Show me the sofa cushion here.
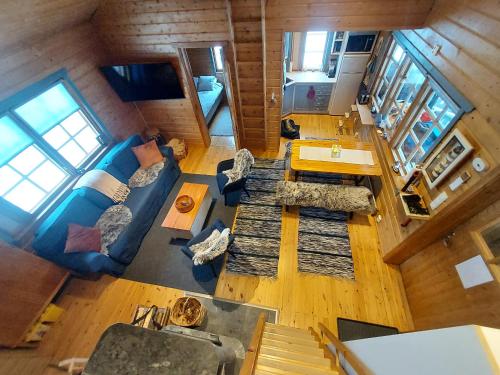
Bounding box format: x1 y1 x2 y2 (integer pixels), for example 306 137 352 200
132 140 163 169
96 135 143 179
33 190 105 257
64 223 102 254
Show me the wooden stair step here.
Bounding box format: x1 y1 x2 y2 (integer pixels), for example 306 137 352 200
264 323 313 338
255 365 306 375
260 346 330 367
257 357 337 375
261 338 324 356
263 331 319 346
260 344 326 359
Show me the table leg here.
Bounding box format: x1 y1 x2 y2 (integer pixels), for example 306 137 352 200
289 169 297 181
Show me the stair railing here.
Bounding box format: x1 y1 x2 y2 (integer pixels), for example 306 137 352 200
239 313 267 375
318 322 374 375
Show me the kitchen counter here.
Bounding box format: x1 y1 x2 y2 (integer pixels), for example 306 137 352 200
287 71 336 83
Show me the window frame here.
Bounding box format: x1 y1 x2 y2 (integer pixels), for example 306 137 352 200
0 69 111 218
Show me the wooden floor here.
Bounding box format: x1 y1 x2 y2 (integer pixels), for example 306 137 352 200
0 114 413 375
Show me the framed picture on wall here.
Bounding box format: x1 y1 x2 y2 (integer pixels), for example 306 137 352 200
423 128 474 189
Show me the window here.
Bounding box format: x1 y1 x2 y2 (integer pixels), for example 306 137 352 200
374 41 406 109
393 85 459 174
303 31 328 70
382 62 426 134
0 74 108 215
212 46 224 72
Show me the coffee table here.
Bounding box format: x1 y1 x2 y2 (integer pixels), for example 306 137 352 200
162 183 212 239
289 139 382 183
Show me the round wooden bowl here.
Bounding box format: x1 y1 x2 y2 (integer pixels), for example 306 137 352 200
175 195 194 213
170 297 206 327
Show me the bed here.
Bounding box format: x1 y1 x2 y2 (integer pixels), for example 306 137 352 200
196 77 224 125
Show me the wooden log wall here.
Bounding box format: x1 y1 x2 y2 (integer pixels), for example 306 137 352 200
186 48 215 77
382 0 500 264
94 0 233 146
0 23 146 140
263 0 435 150
229 0 266 149
394 0 500 331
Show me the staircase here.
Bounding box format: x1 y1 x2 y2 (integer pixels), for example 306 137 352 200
254 323 337 375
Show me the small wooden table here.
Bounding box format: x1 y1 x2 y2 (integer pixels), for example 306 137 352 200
290 139 382 183
162 183 212 239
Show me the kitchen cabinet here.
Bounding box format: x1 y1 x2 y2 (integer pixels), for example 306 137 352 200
293 82 333 113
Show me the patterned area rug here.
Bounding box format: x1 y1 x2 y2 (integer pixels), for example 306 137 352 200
298 207 354 279
225 158 284 277
294 166 354 279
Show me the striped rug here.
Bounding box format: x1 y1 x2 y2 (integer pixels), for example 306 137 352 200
225 158 284 277
295 168 354 279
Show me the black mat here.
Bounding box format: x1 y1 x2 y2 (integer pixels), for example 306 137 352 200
338 317 399 342
121 174 237 295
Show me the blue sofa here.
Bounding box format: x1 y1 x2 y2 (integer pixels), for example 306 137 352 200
32 135 181 276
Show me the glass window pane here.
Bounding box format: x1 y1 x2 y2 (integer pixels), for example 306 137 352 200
4 180 46 213
43 125 70 149
385 103 400 128
29 160 67 192
74 126 100 153
8 146 45 175
0 116 33 165
412 111 433 140
61 111 87 136
303 31 327 70
439 109 457 129
392 44 405 63
400 134 416 160
213 46 223 71
14 83 79 135
385 61 398 83
58 140 86 167
0 166 22 195
422 127 442 152
377 81 388 101
428 94 447 118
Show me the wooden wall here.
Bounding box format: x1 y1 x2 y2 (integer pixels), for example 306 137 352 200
0 23 146 140
381 0 500 264
392 0 500 330
263 0 435 150
401 199 500 330
229 0 266 149
94 0 232 146
0 0 100 52
186 48 215 77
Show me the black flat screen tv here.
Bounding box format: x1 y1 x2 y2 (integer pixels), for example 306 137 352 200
100 62 185 101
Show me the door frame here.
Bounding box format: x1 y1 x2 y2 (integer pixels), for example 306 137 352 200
176 42 242 149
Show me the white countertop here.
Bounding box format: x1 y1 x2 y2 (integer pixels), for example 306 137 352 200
287 71 336 84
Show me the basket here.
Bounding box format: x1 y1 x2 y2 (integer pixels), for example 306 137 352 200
170 297 206 327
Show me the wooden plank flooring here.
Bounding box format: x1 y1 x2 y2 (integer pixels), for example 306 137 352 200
1 114 413 375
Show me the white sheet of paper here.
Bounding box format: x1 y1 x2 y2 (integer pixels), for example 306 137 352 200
455 255 493 289
299 146 374 166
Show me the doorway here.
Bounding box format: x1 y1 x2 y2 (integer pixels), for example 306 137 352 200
180 45 238 149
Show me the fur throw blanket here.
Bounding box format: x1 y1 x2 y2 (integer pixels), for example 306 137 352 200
189 228 230 266
95 204 132 255
129 159 166 188
222 148 254 186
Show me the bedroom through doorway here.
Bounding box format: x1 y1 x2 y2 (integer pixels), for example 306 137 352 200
185 46 236 148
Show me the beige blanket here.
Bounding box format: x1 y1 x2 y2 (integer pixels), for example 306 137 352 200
74 170 130 203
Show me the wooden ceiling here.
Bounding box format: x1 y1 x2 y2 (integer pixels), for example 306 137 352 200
0 0 100 52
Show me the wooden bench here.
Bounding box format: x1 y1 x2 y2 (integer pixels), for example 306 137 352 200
276 181 376 215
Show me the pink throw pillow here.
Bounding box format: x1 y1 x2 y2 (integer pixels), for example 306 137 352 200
64 224 102 254
132 140 163 169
